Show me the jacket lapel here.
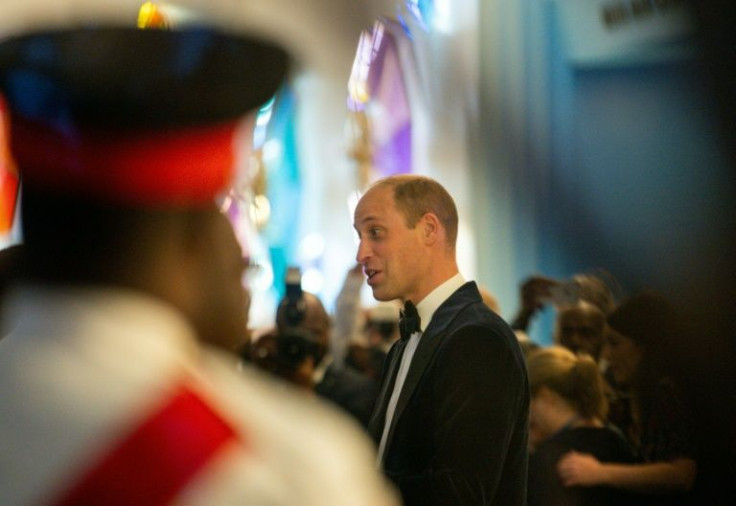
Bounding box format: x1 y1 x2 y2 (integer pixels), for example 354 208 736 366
367 339 407 442
384 282 480 447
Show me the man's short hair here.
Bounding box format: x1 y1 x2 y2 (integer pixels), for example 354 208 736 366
371 175 459 249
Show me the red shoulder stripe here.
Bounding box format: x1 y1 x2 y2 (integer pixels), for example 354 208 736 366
52 384 240 506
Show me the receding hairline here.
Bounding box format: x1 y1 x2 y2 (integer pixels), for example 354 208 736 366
364 175 459 248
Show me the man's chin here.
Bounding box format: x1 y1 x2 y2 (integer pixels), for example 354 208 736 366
370 287 393 303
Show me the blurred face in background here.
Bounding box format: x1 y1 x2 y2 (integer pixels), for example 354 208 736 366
556 303 606 361
602 329 643 386
528 386 566 449
299 294 330 362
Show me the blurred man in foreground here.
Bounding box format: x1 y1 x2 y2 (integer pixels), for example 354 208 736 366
0 18 396 506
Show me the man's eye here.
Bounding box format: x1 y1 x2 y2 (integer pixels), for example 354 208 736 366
369 228 382 237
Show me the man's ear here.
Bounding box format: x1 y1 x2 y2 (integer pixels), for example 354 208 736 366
421 212 442 245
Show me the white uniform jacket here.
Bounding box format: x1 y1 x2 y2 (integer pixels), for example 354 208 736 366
0 286 398 506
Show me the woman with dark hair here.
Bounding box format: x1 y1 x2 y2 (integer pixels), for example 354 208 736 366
557 291 697 505
526 346 638 506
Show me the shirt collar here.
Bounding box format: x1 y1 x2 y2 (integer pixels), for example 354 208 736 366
415 272 465 333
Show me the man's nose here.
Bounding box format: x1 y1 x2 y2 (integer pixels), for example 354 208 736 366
356 240 370 264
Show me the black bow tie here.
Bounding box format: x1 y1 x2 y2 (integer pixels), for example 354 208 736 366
399 301 421 341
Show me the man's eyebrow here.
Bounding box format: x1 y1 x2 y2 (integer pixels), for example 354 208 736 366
355 215 380 227
354 219 371 237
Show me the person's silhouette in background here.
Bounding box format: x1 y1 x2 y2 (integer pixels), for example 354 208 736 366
274 289 379 428
557 291 697 505
526 346 639 506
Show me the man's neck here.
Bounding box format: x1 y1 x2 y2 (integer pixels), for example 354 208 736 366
409 263 460 306
414 273 465 332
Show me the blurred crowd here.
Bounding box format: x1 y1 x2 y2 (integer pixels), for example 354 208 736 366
240 267 721 506
2 234 732 505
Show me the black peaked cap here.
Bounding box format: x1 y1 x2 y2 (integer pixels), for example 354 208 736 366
0 26 290 129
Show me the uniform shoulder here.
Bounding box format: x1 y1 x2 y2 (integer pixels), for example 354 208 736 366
196 349 400 506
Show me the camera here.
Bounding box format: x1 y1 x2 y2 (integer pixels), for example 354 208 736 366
282 266 307 326
265 266 324 370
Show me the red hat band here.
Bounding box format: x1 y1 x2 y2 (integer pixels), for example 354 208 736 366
10 115 242 206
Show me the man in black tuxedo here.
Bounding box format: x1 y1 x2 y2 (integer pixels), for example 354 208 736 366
354 174 530 505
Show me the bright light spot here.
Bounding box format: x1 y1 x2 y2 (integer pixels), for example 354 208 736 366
218 194 234 215
249 195 271 228
372 21 385 53
298 233 325 262
367 101 387 122
433 0 454 34
348 30 374 108
251 261 274 292
262 139 282 162
253 98 275 149
301 268 325 294
256 98 275 126
137 2 168 29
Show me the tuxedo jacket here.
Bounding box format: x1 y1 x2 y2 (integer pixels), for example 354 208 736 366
368 282 530 506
